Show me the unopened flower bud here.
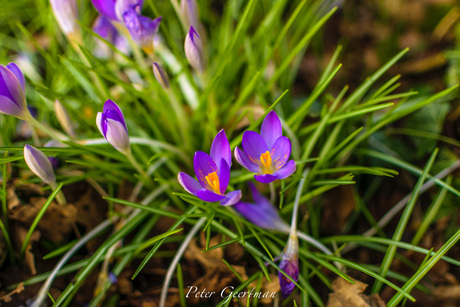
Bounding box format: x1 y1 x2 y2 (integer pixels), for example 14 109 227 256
0 63 29 119
24 145 57 187
184 26 205 72
96 99 130 153
152 63 169 89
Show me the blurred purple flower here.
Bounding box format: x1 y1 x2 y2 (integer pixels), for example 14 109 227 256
96 99 130 153
0 63 29 119
181 0 199 30
279 235 299 298
234 111 296 183
123 6 161 52
233 182 289 231
93 15 129 58
184 26 204 72
178 130 241 206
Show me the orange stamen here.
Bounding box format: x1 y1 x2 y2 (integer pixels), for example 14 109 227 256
260 151 273 173
205 171 221 194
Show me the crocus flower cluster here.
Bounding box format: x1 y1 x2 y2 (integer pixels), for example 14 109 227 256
91 0 161 53
175 111 298 297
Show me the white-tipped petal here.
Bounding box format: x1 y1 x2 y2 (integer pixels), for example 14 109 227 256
24 145 56 185
105 118 130 152
50 0 81 43
96 112 103 136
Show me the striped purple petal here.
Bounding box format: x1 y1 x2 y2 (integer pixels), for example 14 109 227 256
261 111 282 150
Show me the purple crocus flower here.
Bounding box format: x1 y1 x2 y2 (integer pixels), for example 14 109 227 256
233 182 289 231
234 111 296 183
0 63 29 120
184 26 204 72
279 235 299 298
96 99 130 153
123 7 161 52
178 130 242 206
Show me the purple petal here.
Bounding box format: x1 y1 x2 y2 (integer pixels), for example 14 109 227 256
210 129 231 167
220 190 242 206
0 96 23 118
271 136 291 170
92 0 118 21
7 63 25 92
103 99 127 130
254 173 278 183
233 200 288 230
241 131 268 165
273 160 296 180
261 111 282 149
0 65 25 111
218 159 230 194
177 172 202 196
234 147 259 173
193 151 219 189
123 8 161 47
248 182 267 205
93 15 117 39
181 0 199 29
196 189 224 202
115 0 143 21
279 257 299 298
105 118 130 152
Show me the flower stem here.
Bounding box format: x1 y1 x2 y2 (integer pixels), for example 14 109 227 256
27 115 69 142
124 149 151 186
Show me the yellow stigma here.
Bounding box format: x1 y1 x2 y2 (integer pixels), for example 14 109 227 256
205 171 221 194
260 151 273 173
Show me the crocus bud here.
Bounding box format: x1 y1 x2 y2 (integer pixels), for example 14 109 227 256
123 7 162 53
279 235 299 298
50 0 82 44
54 100 75 138
233 182 290 231
24 145 57 187
0 63 29 120
184 26 204 72
152 63 169 89
181 0 199 30
96 99 130 153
